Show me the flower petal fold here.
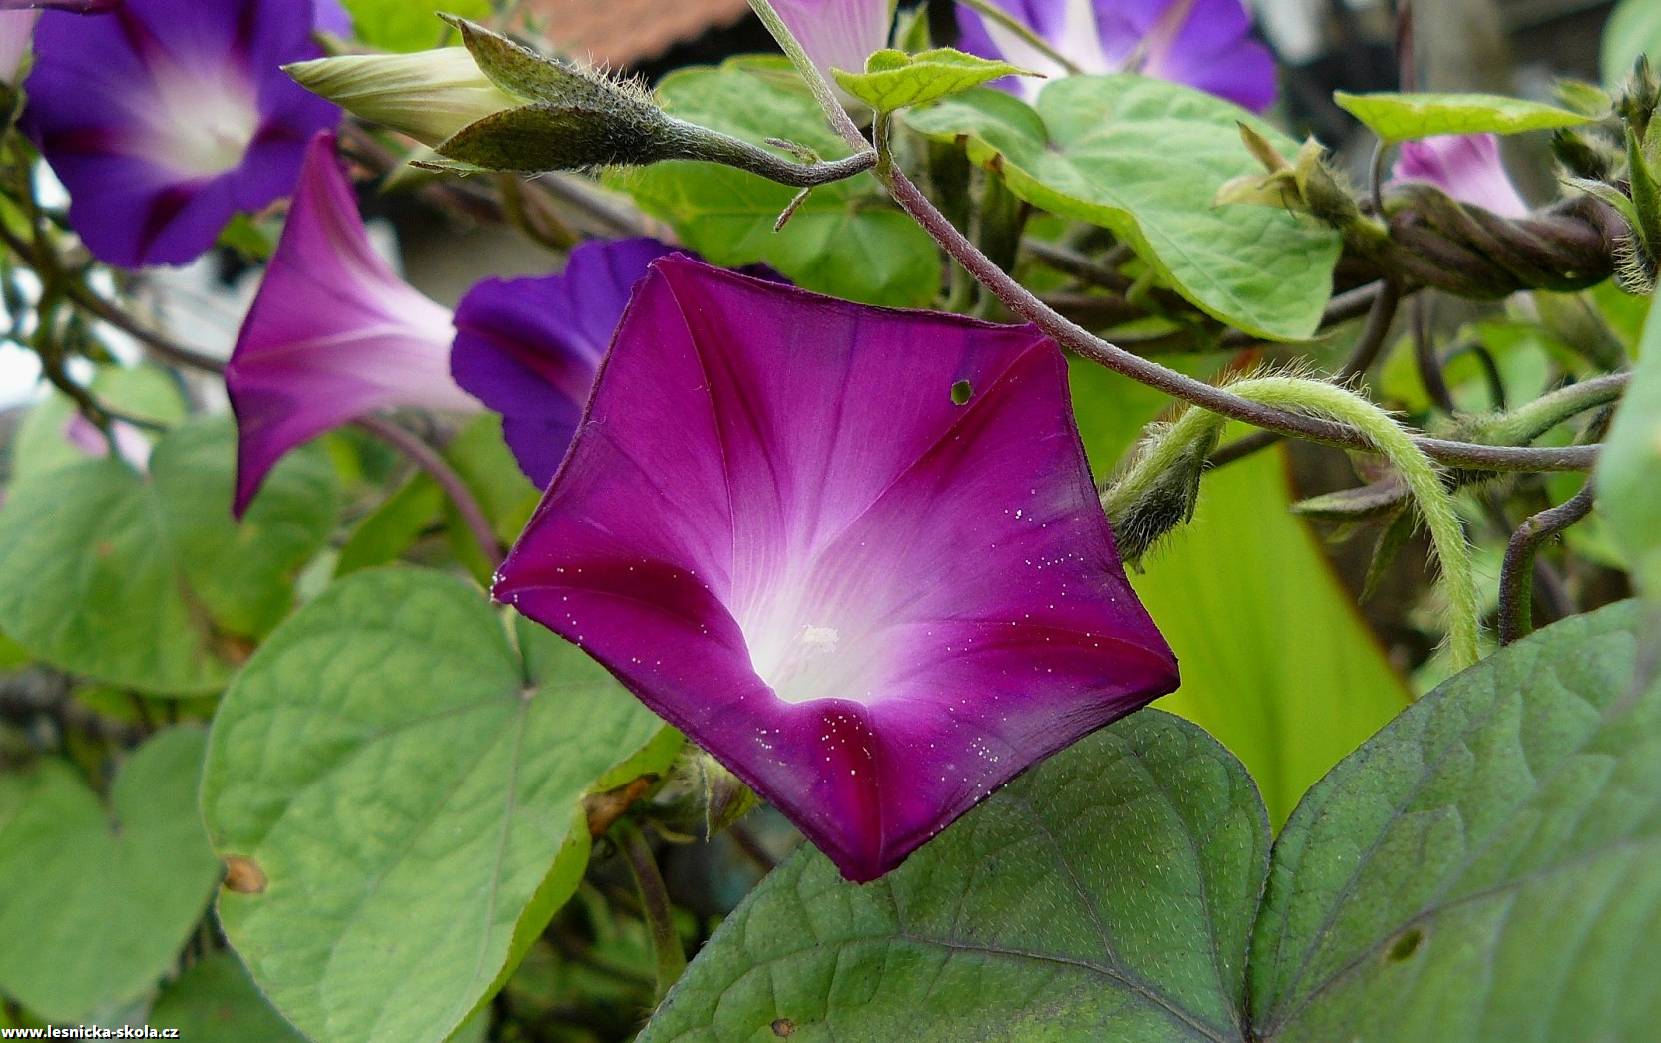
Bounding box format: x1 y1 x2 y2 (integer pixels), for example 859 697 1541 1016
22 0 339 266
495 257 1178 881
227 132 476 516
451 238 679 489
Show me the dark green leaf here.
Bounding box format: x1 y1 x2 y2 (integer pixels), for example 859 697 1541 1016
641 711 1269 1042
1251 601 1661 1041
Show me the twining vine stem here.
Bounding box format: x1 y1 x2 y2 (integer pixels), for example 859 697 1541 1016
1498 485 1597 646
352 416 505 571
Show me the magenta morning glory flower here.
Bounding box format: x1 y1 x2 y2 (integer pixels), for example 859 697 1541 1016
955 0 1277 113
451 238 679 490
1392 133 1529 219
494 257 1179 882
228 132 479 516
771 0 894 82
21 0 342 267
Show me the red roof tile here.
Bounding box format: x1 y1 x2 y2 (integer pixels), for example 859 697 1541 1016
528 0 753 66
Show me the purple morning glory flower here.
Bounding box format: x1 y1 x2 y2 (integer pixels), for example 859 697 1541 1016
21 0 341 267
228 132 479 516
771 0 893 81
955 0 1277 113
0 1 120 10
452 238 680 490
1392 133 1529 219
494 257 1179 882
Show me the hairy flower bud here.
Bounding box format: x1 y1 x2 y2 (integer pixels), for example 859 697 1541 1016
290 16 876 186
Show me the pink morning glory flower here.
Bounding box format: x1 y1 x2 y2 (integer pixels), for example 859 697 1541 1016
227 132 479 516
1392 133 1530 219
451 238 680 490
21 0 342 267
494 257 1179 882
771 0 894 82
955 0 1277 112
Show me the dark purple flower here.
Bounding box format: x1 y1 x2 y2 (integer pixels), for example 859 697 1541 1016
494 257 1179 882
955 0 1277 113
228 132 478 516
1392 133 1529 219
451 239 680 490
22 0 341 267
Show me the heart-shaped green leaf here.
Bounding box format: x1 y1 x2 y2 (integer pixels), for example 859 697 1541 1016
0 729 220 1022
614 58 941 308
906 77 1342 340
0 417 337 695
641 710 1270 1041
11 365 185 483
1333 91 1592 141
1251 600 1661 1041
201 567 673 1043
833 48 1034 113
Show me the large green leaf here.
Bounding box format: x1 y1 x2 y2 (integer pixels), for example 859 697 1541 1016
1596 288 1661 595
1603 0 1661 86
339 0 489 51
201 568 670 1043
0 729 220 1021
1131 450 1412 827
1250 601 1661 1041
148 954 305 1043
641 711 1270 1042
0 418 337 694
906 77 1342 340
1333 91 1590 141
614 59 940 307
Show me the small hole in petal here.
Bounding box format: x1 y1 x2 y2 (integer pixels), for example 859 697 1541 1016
950 380 974 406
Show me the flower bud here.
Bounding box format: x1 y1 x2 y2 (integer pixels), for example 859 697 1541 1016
285 47 521 148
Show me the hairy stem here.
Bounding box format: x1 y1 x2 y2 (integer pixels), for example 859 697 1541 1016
1110 376 1483 669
